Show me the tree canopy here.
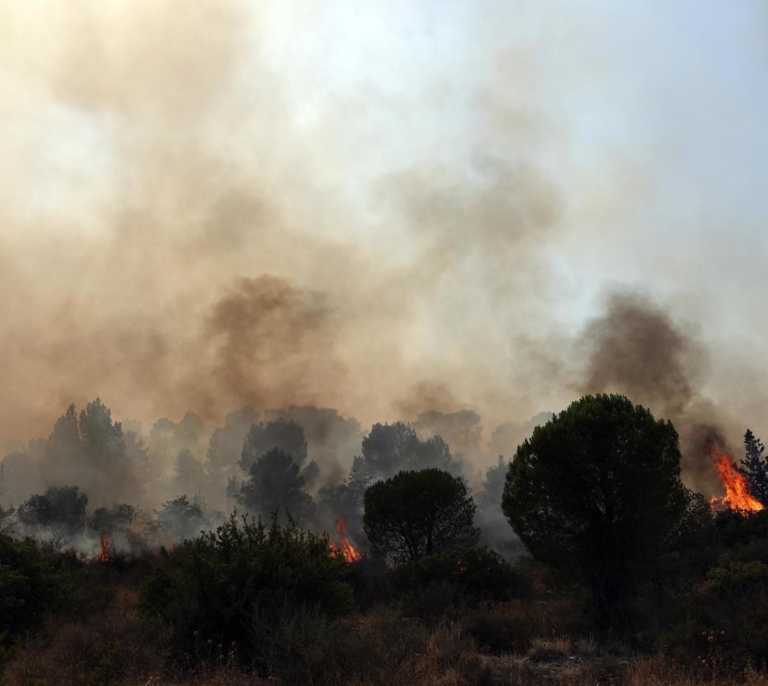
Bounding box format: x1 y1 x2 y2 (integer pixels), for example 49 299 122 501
40 399 138 506
502 394 689 628
741 429 768 506
17 486 88 539
238 447 316 524
358 422 462 480
239 419 308 472
363 468 479 564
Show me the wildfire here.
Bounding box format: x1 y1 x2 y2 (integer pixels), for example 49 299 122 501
707 447 765 512
98 531 110 562
326 515 362 563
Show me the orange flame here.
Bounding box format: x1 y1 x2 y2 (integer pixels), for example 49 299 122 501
335 515 362 563
707 447 765 512
326 516 361 563
98 531 110 562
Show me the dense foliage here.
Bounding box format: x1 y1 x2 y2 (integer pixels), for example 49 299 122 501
237 447 317 524
741 429 768 506
391 544 532 609
0 533 74 668
364 468 479 563
502 394 689 628
17 485 88 539
359 422 462 479
140 513 354 668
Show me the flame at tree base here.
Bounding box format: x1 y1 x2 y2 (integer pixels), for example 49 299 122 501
98 532 110 562
707 447 765 512
327 515 362 563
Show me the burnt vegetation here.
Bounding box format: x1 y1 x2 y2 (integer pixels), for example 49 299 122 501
1 396 768 685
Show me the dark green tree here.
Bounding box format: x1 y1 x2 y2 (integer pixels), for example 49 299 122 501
359 422 461 479
363 468 479 564
239 419 308 472
740 430 768 506
17 486 88 539
0 533 74 665
238 448 316 524
502 394 688 629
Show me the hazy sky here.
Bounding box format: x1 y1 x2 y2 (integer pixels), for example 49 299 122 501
0 0 766 450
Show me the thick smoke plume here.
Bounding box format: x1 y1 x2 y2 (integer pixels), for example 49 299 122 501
576 291 742 494
0 1 762 529
0 0 569 452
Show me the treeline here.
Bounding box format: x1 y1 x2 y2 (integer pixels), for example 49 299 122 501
2 394 768 684
0 398 528 558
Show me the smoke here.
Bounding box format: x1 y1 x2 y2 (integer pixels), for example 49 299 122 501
0 0 572 451
0 0 764 521
575 290 742 494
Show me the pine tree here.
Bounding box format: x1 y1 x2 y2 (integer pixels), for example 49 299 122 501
740 429 768 506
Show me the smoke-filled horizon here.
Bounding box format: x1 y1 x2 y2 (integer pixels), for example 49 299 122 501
1 1 766 481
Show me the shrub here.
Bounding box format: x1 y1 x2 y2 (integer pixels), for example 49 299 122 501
140 512 355 670
391 545 531 618
0 533 74 670
706 558 768 595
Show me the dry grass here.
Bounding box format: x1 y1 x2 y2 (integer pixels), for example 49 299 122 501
5 569 768 686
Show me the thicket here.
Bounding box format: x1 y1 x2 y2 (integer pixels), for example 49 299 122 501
3 394 768 684
0 534 76 670
139 513 355 670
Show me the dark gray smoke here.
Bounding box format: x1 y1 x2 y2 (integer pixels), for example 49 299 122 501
575 291 743 494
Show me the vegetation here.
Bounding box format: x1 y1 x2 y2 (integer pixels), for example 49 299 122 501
363 468 479 563
3 393 768 685
359 422 462 479
239 419 308 472
741 429 768 506
0 534 74 669
17 485 89 538
237 448 316 524
157 494 210 543
503 394 689 629
140 513 354 670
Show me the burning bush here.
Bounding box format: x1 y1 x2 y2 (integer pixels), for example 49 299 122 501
139 512 354 670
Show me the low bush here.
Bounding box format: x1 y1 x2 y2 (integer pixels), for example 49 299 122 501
140 513 355 670
391 545 532 618
0 533 76 672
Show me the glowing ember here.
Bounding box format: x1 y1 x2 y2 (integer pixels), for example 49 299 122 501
707 447 765 512
98 531 110 562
